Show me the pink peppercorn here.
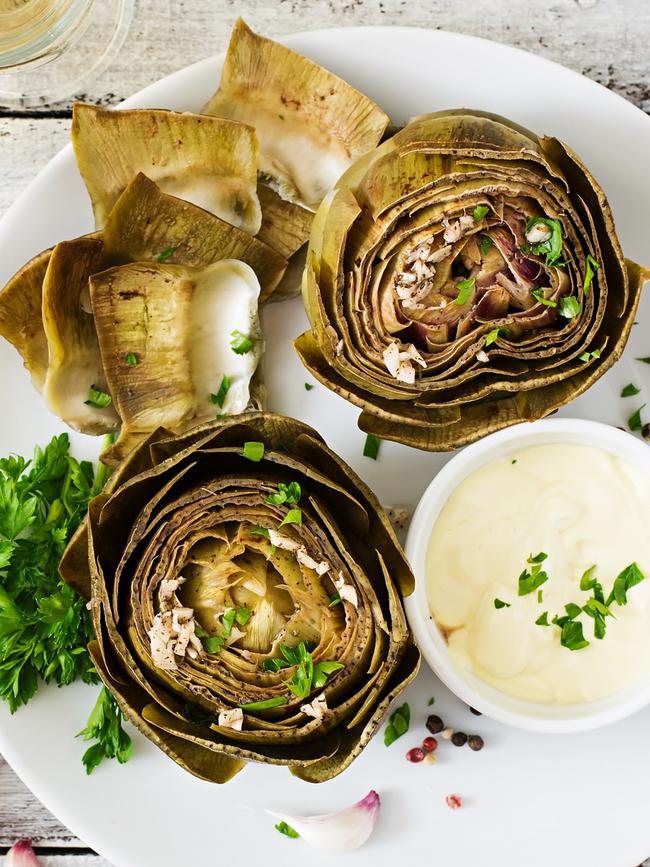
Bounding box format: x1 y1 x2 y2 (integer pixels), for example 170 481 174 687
446 794 462 810
422 736 438 753
406 747 425 763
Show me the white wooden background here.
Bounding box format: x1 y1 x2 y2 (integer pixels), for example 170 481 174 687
1 0 650 864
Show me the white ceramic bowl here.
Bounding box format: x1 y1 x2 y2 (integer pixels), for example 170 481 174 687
404 418 650 733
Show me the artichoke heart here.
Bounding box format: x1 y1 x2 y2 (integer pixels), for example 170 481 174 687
41 237 120 435
203 18 390 211
297 109 650 451
72 103 262 233
89 259 262 443
62 414 419 783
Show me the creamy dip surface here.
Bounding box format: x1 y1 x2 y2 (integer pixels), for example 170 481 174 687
426 443 650 704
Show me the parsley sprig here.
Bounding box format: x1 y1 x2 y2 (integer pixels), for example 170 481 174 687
78 687 133 774
262 642 343 699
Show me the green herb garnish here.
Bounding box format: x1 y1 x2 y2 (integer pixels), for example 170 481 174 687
155 246 176 262
628 405 646 432
230 330 254 354
637 357 650 365
480 235 493 255
428 697 435 706
363 434 381 460
278 507 302 528
621 383 641 398
454 277 475 306
124 352 138 366
535 611 549 626
329 593 342 607
531 288 557 308
304 383 314 391
77 687 133 775
84 384 112 409
266 481 301 506
210 374 230 409
242 441 265 462
240 696 288 711
249 526 270 539
606 562 645 606
494 598 511 609
485 327 501 347
473 205 490 222
384 702 410 747
583 254 599 293
559 296 581 320
524 218 563 266
518 552 549 596
275 821 299 839
201 635 224 654
579 349 601 362
560 620 589 651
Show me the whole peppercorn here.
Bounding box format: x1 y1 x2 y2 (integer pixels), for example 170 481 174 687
469 706 482 716
451 731 468 747
468 735 485 751
426 714 444 734
441 726 454 740
422 736 438 753
406 747 425 763
642 422 650 441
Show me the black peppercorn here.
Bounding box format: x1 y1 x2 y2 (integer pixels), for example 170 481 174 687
426 714 444 734
469 706 482 716
468 735 484 751
451 731 468 747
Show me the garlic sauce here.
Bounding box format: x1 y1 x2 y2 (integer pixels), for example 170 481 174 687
426 443 650 703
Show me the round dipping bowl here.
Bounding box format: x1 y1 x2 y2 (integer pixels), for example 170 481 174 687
404 418 650 733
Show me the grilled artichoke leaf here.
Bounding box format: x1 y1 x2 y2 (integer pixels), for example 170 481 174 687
0 246 52 389
103 173 287 301
203 18 389 211
297 109 649 451
72 103 261 233
41 237 120 435
64 414 418 783
89 260 262 443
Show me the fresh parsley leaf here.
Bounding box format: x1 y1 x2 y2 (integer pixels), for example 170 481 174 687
242 441 265 462
621 383 641 397
249 526 270 539
230 330 254 354
329 593 342 607
628 405 646 432
78 687 133 775
531 288 557 308
494 598 511 609
559 620 589 651
583 254 599 293
266 482 301 506
278 508 302 528
535 611 549 626
559 296 581 320
528 552 548 565
210 374 230 409
124 352 138 366
485 327 500 347
518 552 549 596
454 277 475 306
637 357 650 365
275 821 299 839
579 565 598 591
155 246 176 262
312 660 344 690
202 635 224 654
480 235 493 255
606 562 645 607
304 383 314 391
384 702 410 746
579 349 601 362
84 384 112 409
428 697 435 706
240 696 288 710
363 434 381 460
525 218 564 266
537 589 543 603
564 602 583 620
473 205 490 221
235 607 251 626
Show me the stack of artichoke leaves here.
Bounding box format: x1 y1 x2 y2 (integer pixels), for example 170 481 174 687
297 110 649 450
62 415 419 783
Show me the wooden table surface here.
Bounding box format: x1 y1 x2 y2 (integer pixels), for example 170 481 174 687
1 0 649 864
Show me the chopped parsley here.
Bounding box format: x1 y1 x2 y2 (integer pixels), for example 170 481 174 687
494 598 511 609
524 217 564 266
605 562 645 607
278 507 302 528
275 821 299 839
518 552 549 596
480 235 493 255
155 246 176 262
263 642 343 700
454 277 475 306
84 384 112 409
266 481 301 506
583 254 599 293
628 405 646 432
78 687 133 775
230 330 254 354
384 701 410 747
363 434 381 460
210 374 230 409
473 205 490 222
559 296 581 320
242 441 265 462
304 383 314 391
485 327 501 347
637 357 650 365
329 593 342 607
621 383 641 397
559 619 589 651
240 696 288 711
124 352 138 366
535 611 549 626
578 349 601 362
531 288 557 308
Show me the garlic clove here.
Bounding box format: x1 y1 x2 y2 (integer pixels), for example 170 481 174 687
6 840 41 866
268 790 380 852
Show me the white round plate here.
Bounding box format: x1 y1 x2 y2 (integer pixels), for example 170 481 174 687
1 26 649 867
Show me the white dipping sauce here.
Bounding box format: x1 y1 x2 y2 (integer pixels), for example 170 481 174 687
426 443 650 703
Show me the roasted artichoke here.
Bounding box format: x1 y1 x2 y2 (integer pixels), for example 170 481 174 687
61 414 419 783
296 110 650 450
